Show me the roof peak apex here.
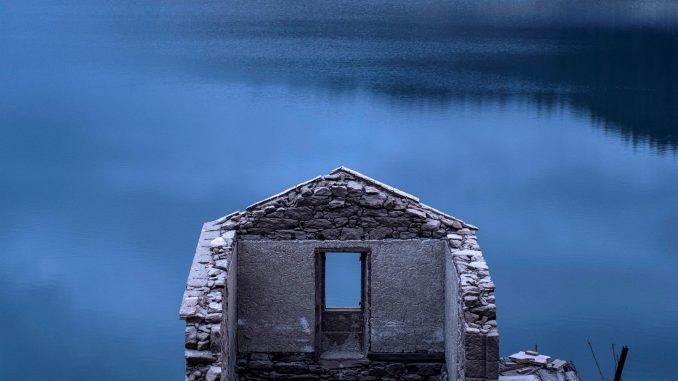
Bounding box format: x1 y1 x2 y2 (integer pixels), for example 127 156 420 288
329 166 419 202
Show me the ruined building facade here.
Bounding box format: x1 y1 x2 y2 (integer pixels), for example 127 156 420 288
179 167 498 381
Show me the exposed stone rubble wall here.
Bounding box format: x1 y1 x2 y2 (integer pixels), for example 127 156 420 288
214 167 477 241
447 232 499 381
179 222 238 381
179 167 499 381
236 353 446 381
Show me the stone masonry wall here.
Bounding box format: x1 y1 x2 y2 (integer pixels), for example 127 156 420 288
179 167 499 381
179 223 237 381
447 232 499 381
213 167 477 241
444 244 463 381
236 239 447 355
223 236 238 381
236 353 446 381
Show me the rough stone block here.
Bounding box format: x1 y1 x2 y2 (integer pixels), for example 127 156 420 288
413 363 441 376
206 366 221 381
464 359 486 378
404 208 426 219
250 353 272 361
368 367 388 377
303 219 333 230
284 207 315 220
210 324 222 352
185 349 215 365
422 219 441 231
340 227 363 240
328 200 345 209
368 227 393 239
286 374 318 380
214 260 229 270
314 186 332 196
296 195 329 207
320 228 341 239
486 332 499 361
180 297 201 319
188 277 208 288
385 363 404 376
197 340 210 351
330 185 348 198
248 360 273 370
486 360 499 379
208 302 222 313
275 362 308 374
465 333 486 360
346 181 363 194
185 325 197 349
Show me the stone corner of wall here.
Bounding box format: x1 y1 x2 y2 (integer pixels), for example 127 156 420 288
180 224 238 381
446 233 499 381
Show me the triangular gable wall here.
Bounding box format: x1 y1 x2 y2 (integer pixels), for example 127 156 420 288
214 167 476 240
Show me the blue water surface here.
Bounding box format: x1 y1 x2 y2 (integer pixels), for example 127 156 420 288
1 1 677 380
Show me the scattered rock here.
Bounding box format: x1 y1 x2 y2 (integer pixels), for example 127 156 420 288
405 208 427 219
341 227 364 240
205 366 221 381
421 219 441 231
369 227 393 239
359 194 386 208
214 260 228 270
346 181 363 194
313 187 332 196
209 237 226 248
185 350 215 365
330 185 348 198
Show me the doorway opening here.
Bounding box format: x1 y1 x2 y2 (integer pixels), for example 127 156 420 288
316 250 368 359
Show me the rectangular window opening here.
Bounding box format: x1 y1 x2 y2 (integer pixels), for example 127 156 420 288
324 252 362 309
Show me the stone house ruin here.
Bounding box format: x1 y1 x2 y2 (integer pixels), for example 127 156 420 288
179 167 498 381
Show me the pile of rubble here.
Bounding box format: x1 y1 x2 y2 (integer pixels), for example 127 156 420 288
499 351 581 381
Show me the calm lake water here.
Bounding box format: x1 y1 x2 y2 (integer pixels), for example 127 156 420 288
1 1 677 380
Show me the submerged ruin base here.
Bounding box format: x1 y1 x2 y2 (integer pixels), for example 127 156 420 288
236 353 446 381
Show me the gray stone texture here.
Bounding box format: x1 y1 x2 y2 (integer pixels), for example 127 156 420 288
215 167 476 242
179 167 499 381
447 232 499 381
179 224 237 381
236 352 446 381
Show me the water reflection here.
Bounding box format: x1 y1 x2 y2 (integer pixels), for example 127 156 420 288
1 1 678 381
170 20 678 151
4 1 677 151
